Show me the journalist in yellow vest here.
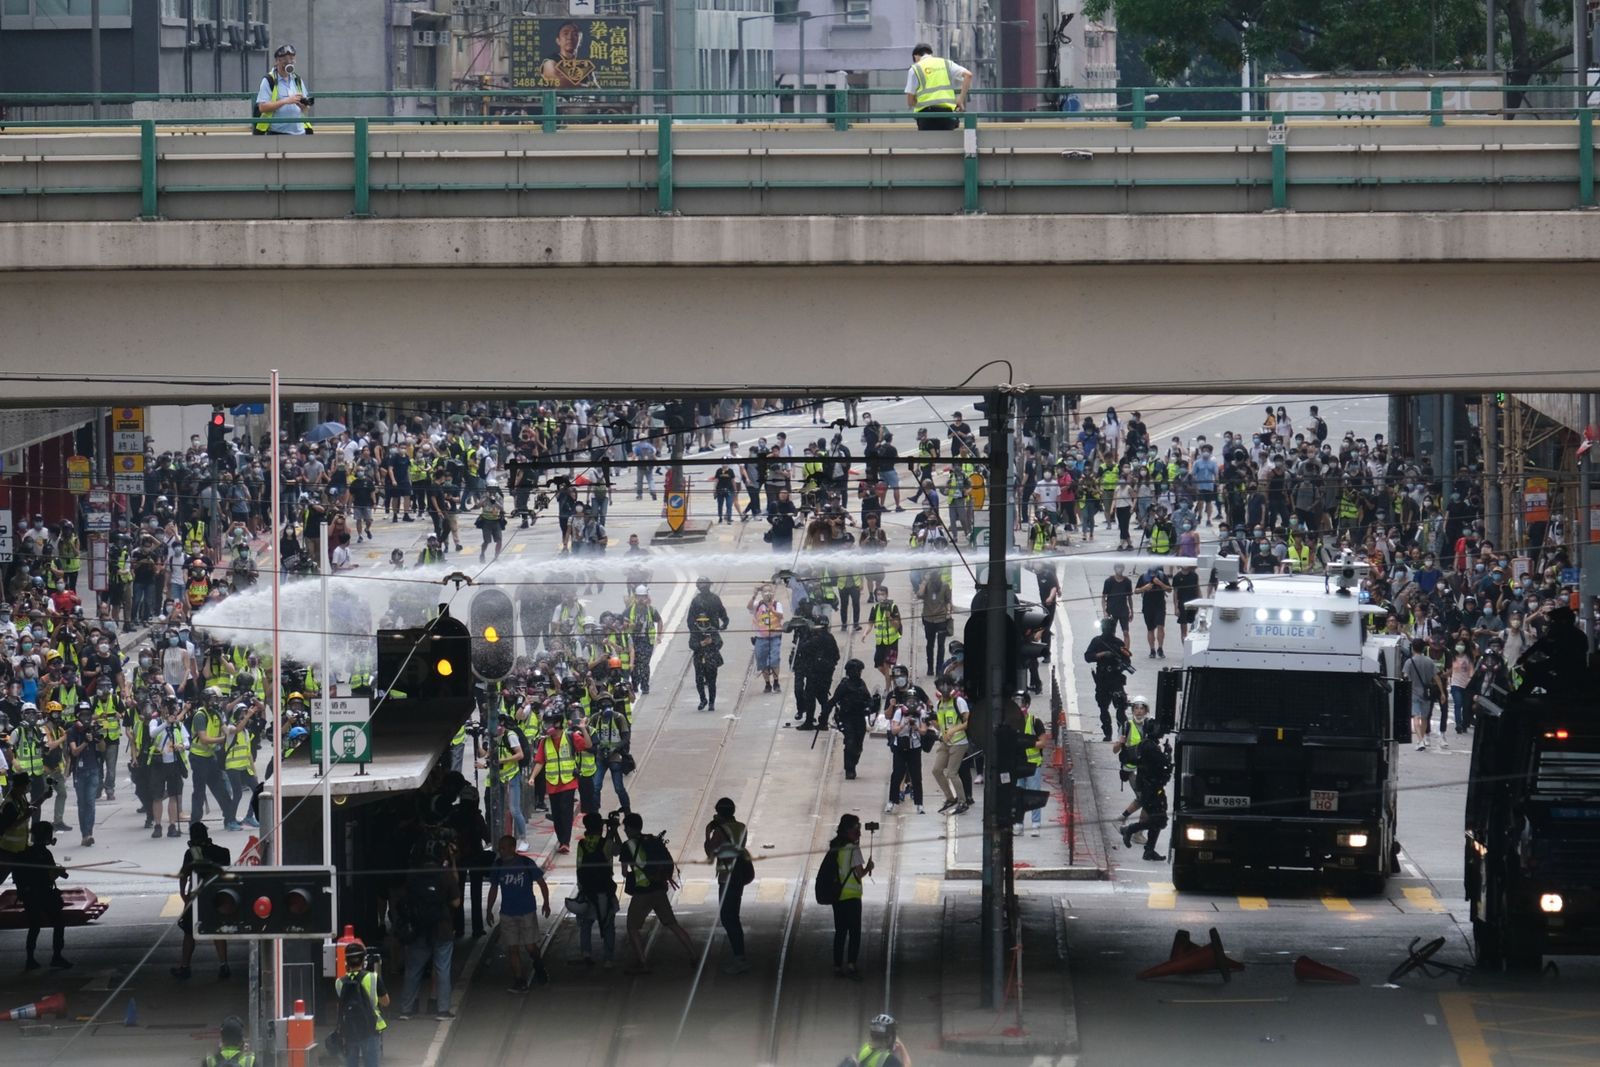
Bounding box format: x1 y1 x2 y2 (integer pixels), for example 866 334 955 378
255 45 313 135
905 43 972 131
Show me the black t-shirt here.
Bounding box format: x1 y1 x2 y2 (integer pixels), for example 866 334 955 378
350 476 375 508
1172 569 1201 611
714 466 736 494
180 840 233 884
1139 574 1170 614
1101 575 1133 618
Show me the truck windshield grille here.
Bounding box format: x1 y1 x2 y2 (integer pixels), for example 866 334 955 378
1182 669 1385 736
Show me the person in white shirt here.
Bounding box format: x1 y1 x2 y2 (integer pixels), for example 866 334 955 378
904 43 972 131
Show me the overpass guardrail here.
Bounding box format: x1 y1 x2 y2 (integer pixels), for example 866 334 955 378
0 85 1595 220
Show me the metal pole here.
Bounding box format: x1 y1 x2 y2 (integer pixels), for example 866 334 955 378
1442 393 1457 479
1486 0 1496 72
737 18 745 117
269 369 284 1018
1577 0 1592 104
798 17 806 116
319 500 333 913
980 388 1010 1010
91 0 102 119
1581 392 1593 557
1485 393 1502 549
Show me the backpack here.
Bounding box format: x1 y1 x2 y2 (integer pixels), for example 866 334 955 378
638 833 675 892
402 869 449 934
250 73 274 127
336 974 377 1042
814 846 842 905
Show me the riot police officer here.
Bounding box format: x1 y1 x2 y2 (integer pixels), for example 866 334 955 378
791 609 840 730
1118 721 1171 862
829 659 874 779
1082 617 1132 742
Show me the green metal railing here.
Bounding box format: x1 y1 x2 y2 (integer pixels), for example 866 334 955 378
0 84 1595 219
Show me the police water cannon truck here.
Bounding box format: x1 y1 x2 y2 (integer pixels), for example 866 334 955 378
1157 556 1409 893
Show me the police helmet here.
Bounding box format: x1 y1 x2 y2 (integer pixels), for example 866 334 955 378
697 577 713 591
844 658 865 675
868 1013 898 1048
890 664 910 686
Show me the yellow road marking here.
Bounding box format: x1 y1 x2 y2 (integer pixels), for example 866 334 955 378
1147 881 1176 910
1403 887 1445 913
1237 896 1269 911
159 893 185 918
1321 895 1355 912
914 877 940 906
756 878 787 903
678 881 710 906
1438 993 1493 1067
511 544 527 554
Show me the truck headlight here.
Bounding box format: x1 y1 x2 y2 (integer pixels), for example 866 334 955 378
1540 893 1564 914
1336 832 1369 848
1185 826 1216 843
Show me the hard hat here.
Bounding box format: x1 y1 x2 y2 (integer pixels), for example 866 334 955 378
1130 694 1150 709
868 1013 898 1047
287 691 306 702
634 585 649 596
45 701 64 713
287 725 309 742
204 686 224 699
44 649 62 661
607 655 621 669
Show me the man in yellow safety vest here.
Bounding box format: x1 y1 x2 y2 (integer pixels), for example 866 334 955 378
904 43 972 131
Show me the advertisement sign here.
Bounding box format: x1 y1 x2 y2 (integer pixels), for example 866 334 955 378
84 490 112 533
112 406 145 432
1524 476 1550 523
1265 73 1505 120
0 507 11 564
509 17 632 90
66 456 90 494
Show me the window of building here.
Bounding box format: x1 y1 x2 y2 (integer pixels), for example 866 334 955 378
844 0 869 24
32 0 133 13
774 0 798 22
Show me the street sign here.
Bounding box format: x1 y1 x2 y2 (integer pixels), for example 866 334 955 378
1561 566 1582 587
66 456 90 494
112 406 144 432
0 507 12 564
310 720 373 764
293 401 320 414
113 430 143 453
84 491 112 532
1267 123 1287 146
309 697 373 764
114 474 143 494
89 534 108 593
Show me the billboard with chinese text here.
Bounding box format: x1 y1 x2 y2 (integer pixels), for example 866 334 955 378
509 17 633 91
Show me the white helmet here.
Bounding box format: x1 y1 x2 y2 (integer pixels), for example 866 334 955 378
1129 694 1150 710
868 1013 897 1048
634 585 649 596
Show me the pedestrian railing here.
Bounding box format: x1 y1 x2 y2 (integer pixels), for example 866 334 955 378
0 84 1594 220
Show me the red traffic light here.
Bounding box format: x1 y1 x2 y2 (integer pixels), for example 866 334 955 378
253 895 274 919
210 412 226 427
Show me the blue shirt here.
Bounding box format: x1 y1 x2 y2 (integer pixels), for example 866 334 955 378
1191 456 1218 491
256 73 308 134
490 854 544 917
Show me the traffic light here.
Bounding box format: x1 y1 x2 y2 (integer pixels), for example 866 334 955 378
193 865 334 939
207 409 230 454
470 587 516 681
993 722 1050 825
376 609 472 708
974 393 1010 442
1014 602 1051 671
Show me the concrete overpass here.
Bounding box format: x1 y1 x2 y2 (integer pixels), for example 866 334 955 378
2 116 1599 401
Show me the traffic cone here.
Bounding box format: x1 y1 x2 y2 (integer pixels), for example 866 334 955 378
1136 929 1210 980
1294 955 1360 985
0 992 68 1020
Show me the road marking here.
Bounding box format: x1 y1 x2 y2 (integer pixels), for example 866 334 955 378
1402 886 1445 913
1438 993 1493 1067
1321 895 1355 912
679 881 711 906
159 893 185 918
914 877 941 906
1237 896 1269 911
756 878 787 903
1147 881 1176 910
1423 1013 1437 1026
511 543 526 554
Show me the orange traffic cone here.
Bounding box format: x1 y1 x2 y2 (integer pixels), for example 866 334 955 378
0 992 67 1020
1136 927 1244 982
1294 955 1360 985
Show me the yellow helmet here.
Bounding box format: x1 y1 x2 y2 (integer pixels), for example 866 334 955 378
44 649 62 662
287 691 306 703
45 700 64 713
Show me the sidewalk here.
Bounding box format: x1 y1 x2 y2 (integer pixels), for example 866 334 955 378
939 895 1079 1056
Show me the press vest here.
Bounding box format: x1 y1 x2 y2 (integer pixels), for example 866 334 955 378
1149 526 1172 555
857 1044 892 1067
541 732 577 786
93 696 122 742
871 603 900 646
185 522 207 552
204 1048 256 1067
220 725 252 774
1023 717 1043 766
935 697 967 746
334 970 385 1033
1031 523 1053 551
494 734 521 785
837 846 863 901
13 728 43 776
1288 541 1312 572
1121 717 1145 772
254 72 313 134
190 708 221 758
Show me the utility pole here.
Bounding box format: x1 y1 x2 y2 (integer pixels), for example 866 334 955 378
1485 393 1502 548
980 387 1010 1010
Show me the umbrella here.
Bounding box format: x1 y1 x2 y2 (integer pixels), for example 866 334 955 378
302 421 347 444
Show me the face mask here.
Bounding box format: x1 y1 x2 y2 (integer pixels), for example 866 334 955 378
168 637 180 648
20 643 32 653
138 655 152 668
1455 644 1466 653
97 644 110 655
